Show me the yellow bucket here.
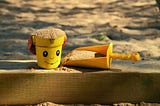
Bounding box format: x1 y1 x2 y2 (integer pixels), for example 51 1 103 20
32 35 66 69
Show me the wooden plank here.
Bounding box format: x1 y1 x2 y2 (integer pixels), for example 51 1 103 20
0 60 160 105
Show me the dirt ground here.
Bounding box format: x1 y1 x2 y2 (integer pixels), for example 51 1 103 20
32 102 160 106
0 0 160 60
0 0 160 105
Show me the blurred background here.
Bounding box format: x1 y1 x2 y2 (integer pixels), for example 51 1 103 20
0 0 160 61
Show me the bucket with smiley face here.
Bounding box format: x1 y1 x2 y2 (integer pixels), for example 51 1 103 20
33 35 66 69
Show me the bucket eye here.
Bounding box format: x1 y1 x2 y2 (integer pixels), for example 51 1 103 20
56 50 60 56
43 51 48 57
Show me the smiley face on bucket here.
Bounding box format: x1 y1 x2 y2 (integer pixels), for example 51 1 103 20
36 46 62 69
43 50 60 65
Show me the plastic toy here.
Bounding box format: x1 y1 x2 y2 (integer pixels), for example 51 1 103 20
62 43 140 69
28 28 67 69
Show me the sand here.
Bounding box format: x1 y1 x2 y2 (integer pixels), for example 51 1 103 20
33 102 160 106
0 0 160 61
31 28 66 39
0 0 160 105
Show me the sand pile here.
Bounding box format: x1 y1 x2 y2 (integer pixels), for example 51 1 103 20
31 28 66 39
62 50 105 66
63 50 104 60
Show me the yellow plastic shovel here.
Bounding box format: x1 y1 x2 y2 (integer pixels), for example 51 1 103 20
62 43 140 69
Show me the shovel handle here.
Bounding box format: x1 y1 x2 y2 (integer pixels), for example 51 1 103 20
110 53 140 62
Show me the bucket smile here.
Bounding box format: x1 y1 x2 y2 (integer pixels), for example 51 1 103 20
44 59 58 65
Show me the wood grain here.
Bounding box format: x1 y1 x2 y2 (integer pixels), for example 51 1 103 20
0 60 160 105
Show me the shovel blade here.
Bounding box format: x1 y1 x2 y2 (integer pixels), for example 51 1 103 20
62 57 110 69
